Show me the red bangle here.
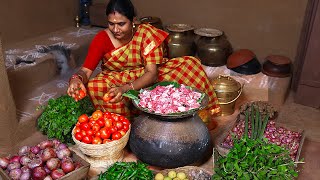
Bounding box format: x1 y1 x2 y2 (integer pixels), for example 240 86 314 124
129 82 135 90
69 74 83 83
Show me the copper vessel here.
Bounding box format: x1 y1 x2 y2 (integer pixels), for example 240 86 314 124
166 24 196 58
195 28 232 67
139 16 163 30
211 75 242 116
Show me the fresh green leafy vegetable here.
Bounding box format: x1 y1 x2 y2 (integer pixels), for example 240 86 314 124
37 95 94 143
213 137 302 180
98 161 154 180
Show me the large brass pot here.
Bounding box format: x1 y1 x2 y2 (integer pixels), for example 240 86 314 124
166 24 196 58
139 16 163 30
211 75 242 116
195 28 232 67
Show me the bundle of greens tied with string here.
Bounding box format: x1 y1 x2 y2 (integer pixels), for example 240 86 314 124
212 105 304 180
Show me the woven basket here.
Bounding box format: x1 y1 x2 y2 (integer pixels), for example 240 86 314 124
155 166 213 180
72 126 130 158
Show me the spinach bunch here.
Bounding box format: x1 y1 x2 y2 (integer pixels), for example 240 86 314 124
213 137 301 180
37 95 94 143
98 161 154 180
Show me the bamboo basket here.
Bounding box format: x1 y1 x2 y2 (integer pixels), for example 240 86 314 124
155 166 213 180
72 126 130 158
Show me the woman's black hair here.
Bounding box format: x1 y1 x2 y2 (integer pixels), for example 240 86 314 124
106 0 136 22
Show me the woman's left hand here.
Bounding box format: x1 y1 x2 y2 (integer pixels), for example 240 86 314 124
107 86 125 103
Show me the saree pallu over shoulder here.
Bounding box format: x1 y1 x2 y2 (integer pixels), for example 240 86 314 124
102 24 169 72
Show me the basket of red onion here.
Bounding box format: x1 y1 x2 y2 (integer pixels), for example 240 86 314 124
0 139 89 180
215 114 305 162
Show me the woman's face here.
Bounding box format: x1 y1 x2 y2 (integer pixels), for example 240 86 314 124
107 11 133 41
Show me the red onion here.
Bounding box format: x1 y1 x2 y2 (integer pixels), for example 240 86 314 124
0 157 9 169
57 143 68 150
9 168 22 180
9 155 21 163
20 155 32 166
44 165 52 174
44 175 53 180
32 166 47 180
51 169 65 179
56 148 71 159
46 158 61 171
21 166 31 173
41 148 57 162
39 140 54 149
20 171 31 180
61 160 75 173
18 146 31 156
27 158 43 169
31 146 41 154
52 139 61 148
7 162 21 171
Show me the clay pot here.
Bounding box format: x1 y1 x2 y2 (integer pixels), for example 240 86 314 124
129 113 212 168
139 16 163 29
166 24 196 58
262 55 292 77
227 49 261 75
195 28 232 67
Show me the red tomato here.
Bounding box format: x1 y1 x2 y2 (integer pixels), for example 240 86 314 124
78 90 86 100
96 119 105 127
100 128 111 139
112 132 122 140
80 123 90 131
80 130 87 137
75 132 83 141
109 126 117 134
86 129 94 136
95 131 101 138
92 137 102 144
92 110 103 120
82 135 93 144
104 118 114 128
122 124 129 132
76 122 81 127
103 139 112 144
111 114 120 121
74 126 81 133
92 123 101 132
121 118 130 126
114 121 123 130
88 120 95 127
78 114 88 123
118 130 126 136
103 93 113 102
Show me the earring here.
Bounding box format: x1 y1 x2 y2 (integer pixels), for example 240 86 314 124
133 23 136 28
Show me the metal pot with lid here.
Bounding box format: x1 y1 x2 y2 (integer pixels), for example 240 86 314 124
211 75 243 116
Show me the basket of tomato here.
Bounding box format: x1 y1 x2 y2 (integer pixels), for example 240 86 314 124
72 110 131 160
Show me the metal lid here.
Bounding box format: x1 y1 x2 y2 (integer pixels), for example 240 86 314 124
166 24 194 32
140 16 161 24
194 28 223 37
211 75 241 93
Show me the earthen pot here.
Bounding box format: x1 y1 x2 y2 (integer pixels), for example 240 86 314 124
262 55 292 77
227 49 261 75
129 113 213 168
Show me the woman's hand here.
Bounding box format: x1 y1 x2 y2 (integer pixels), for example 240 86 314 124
106 86 127 103
67 78 87 101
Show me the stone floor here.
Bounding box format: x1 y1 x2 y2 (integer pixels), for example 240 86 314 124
11 90 320 179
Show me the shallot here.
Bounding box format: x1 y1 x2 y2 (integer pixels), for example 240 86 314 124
39 140 54 149
9 168 22 180
31 146 41 154
9 155 21 163
20 155 32 166
0 157 9 169
41 147 57 161
18 146 31 156
56 148 71 159
61 159 75 173
20 171 31 180
7 162 21 171
51 169 65 179
46 158 61 171
32 166 47 180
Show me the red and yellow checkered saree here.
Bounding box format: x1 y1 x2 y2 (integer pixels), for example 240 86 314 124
87 24 219 117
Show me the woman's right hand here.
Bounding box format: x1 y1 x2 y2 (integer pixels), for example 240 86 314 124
67 78 87 101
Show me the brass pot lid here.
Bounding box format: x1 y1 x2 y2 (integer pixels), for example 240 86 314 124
194 28 223 37
211 75 241 93
140 16 161 24
166 24 194 32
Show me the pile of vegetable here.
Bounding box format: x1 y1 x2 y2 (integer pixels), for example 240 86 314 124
97 161 153 180
221 106 302 160
155 170 187 180
213 137 302 179
37 95 94 143
0 139 82 180
73 110 131 144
